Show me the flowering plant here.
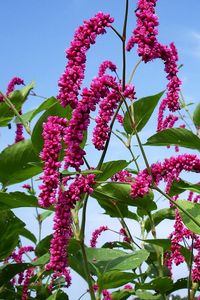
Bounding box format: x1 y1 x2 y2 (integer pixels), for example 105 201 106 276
0 1 200 299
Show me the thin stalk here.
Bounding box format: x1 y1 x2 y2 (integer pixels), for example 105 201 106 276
110 26 123 41
30 91 47 99
187 236 194 300
155 187 200 229
79 194 95 300
122 0 129 90
190 282 199 300
135 129 152 176
0 92 31 135
83 157 91 169
31 178 42 243
128 58 143 84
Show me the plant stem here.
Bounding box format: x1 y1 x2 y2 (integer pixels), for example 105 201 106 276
122 0 129 90
0 92 31 135
128 58 143 84
110 26 123 41
187 236 194 300
79 194 96 300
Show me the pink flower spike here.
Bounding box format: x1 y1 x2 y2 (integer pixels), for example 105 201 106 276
90 226 108 247
57 12 114 108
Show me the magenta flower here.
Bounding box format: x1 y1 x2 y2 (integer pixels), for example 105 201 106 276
90 226 108 247
131 154 200 198
39 116 68 208
57 12 114 108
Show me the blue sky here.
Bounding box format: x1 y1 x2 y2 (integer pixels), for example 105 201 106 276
1 1 200 299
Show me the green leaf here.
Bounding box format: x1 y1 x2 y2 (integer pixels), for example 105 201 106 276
86 248 125 263
193 102 200 128
31 102 72 154
61 169 102 176
35 235 52 257
144 207 175 233
96 160 130 181
19 227 37 244
92 183 156 214
16 97 58 125
46 290 69 300
0 192 39 210
107 249 149 271
169 179 200 196
0 82 34 126
144 239 191 266
135 290 162 300
145 128 200 150
98 270 139 290
0 211 26 259
32 253 50 266
136 277 173 294
111 289 134 300
176 200 200 234
0 139 42 186
124 91 164 134
40 210 53 222
0 263 31 286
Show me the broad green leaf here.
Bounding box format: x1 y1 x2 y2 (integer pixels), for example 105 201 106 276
92 183 156 214
16 97 58 124
98 271 139 290
96 160 130 181
0 192 38 210
0 211 25 259
0 263 31 286
61 169 102 176
166 278 188 295
35 235 52 257
176 200 200 234
193 102 200 128
46 290 69 300
144 239 191 266
136 277 173 294
135 290 162 300
39 210 53 222
144 207 175 232
15 109 35 124
169 179 200 196
107 249 149 271
102 241 133 251
86 248 125 263
145 128 200 150
19 227 37 244
32 253 50 266
31 102 72 154
111 290 134 300
123 91 164 134
0 139 42 186
0 82 34 126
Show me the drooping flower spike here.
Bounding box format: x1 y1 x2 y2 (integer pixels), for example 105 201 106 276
58 12 114 108
39 116 68 208
5 77 25 143
131 154 200 198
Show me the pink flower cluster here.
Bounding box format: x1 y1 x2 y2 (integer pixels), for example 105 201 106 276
111 170 132 183
45 187 72 288
127 0 181 116
39 116 68 207
93 83 135 150
90 225 108 247
46 174 95 287
58 13 114 108
6 77 25 143
64 74 118 170
6 246 35 298
131 154 200 198
165 210 200 282
102 289 112 300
